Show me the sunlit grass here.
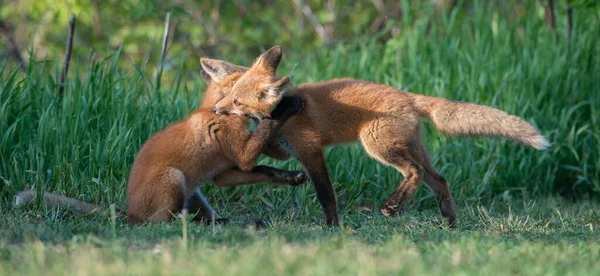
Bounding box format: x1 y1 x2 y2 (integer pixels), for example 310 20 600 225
2 198 600 275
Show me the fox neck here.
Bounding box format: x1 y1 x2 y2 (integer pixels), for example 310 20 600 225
199 85 221 109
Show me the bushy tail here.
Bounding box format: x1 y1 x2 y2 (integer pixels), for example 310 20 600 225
14 190 105 214
409 93 550 150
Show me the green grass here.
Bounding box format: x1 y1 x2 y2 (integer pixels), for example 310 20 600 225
2 198 600 275
1 2 599 275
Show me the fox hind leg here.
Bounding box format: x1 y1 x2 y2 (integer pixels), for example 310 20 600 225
412 144 457 228
361 128 457 227
361 117 457 226
129 168 186 223
375 148 425 217
360 121 425 218
185 188 225 223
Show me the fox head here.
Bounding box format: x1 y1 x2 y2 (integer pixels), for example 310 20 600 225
210 46 292 120
198 58 248 108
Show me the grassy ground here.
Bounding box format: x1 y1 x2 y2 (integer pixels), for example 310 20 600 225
1 2 599 275
2 198 599 275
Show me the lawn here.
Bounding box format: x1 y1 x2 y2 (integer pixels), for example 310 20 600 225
1 198 599 275
1 2 599 275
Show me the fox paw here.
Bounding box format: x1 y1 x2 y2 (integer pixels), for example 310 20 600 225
272 170 307 186
287 171 307 186
271 96 304 119
380 205 399 217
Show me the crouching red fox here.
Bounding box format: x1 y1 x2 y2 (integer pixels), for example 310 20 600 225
14 58 306 225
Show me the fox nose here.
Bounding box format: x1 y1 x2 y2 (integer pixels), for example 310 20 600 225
211 106 217 112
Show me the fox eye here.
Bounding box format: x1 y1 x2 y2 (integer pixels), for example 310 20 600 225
234 99 243 107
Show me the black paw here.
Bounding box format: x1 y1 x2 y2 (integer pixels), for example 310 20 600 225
271 96 304 120
288 171 308 186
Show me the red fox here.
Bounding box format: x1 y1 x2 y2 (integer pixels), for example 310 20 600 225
210 46 550 227
14 61 306 224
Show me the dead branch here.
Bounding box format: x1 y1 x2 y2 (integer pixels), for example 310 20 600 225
545 0 558 42
325 0 336 41
369 0 386 32
58 13 76 103
155 12 172 94
291 0 333 46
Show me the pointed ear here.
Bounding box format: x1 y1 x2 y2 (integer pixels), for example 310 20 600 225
200 58 248 83
266 77 292 97
200 69 212 84
254 46 283 74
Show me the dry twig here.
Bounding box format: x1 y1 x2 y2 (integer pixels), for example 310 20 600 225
58 13 76 103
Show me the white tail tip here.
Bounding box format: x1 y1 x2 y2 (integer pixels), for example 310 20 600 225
531 135 551 150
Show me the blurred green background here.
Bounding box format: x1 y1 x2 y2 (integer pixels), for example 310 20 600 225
1 0 592 79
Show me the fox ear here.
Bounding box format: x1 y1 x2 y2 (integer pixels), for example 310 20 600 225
200 69 212 84
254 46 282 74
266 77 292 97
200 58 248 83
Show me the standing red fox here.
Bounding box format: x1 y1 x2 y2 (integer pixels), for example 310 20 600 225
14 60 306 224
210 46 550 227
